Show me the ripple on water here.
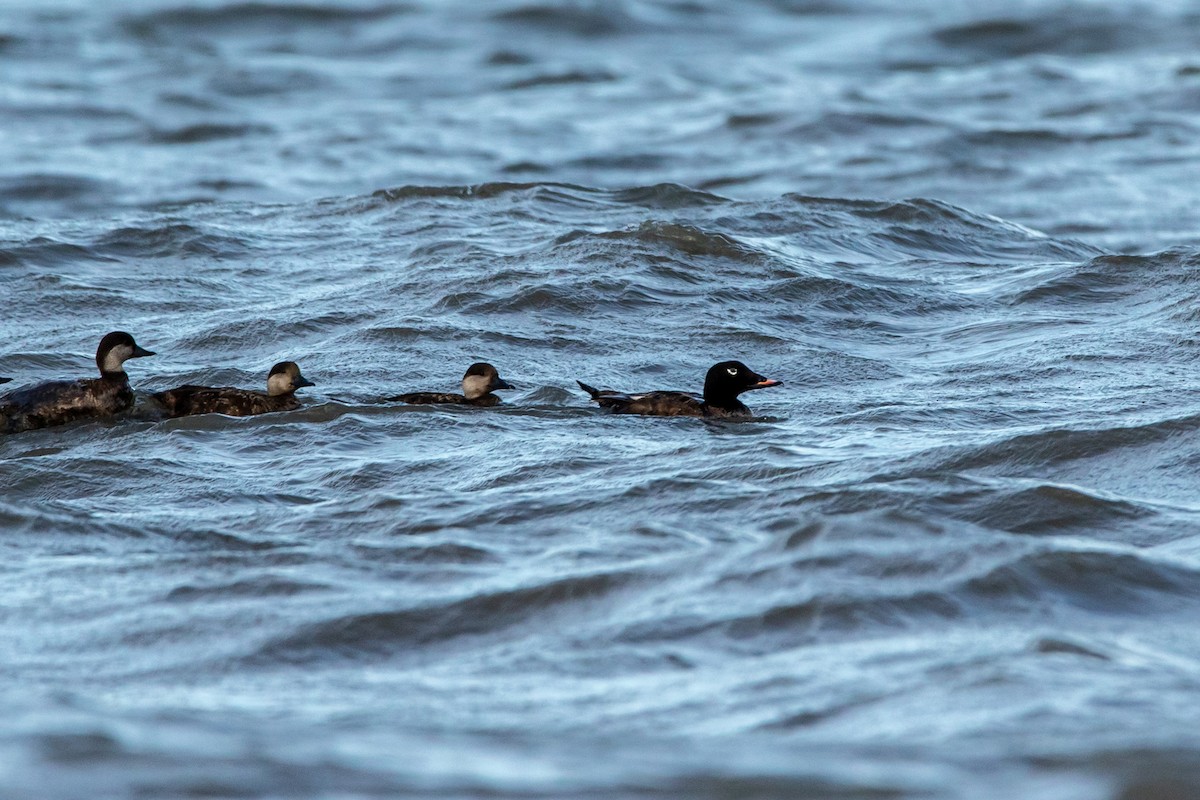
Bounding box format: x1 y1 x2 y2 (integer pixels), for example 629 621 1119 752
248 568 639 665
6 0 1200 792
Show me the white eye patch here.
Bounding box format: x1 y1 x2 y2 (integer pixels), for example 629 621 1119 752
726 367 739 376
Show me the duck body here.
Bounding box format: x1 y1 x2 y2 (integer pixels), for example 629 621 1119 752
574 385 710 417
0 332 154 434
390 391 502 407
153 386 302 417
153 361 313 419
1 375 135 434
388 363 512 407
577 360 781 419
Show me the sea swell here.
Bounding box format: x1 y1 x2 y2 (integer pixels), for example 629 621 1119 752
7 0 1200 796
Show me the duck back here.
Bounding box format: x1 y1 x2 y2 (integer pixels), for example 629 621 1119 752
576 382 708 417
1 375 133 434
389 391 501 407
153 386 298 418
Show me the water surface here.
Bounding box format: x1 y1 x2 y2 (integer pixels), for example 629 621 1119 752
4 2 1200 798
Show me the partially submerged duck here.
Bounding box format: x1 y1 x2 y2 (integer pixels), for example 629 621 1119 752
388 362 513 407
0 331 155 434
152 361 314 418
0 378 11 385
577 360 781 418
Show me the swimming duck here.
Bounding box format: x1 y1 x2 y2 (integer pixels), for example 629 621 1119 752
0 378 10 385
0 331 155 434
152 361 314 418
577 360 781 418
388 362 513 407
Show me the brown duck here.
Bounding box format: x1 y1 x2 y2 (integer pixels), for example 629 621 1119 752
388 362 513 407
0 331 155 434
153 361 314 418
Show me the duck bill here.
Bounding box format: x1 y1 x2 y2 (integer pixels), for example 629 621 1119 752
752 378 782 389
297 377 316 388
492 378 514 391
132 346 155 358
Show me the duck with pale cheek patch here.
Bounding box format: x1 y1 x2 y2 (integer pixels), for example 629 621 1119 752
387 362 514 407
152 361 315 419
577 360 782 418
0 331 155 434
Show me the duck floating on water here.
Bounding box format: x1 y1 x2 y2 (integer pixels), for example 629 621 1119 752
152 361 314 418
0 331 155 434
577 360 781 418
388 362 513 407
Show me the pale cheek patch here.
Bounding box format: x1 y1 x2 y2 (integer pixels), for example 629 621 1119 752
461 375 490 399
102 344 134 372
267 372 292 396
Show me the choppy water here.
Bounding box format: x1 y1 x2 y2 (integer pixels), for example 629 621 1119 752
5 1 1200 798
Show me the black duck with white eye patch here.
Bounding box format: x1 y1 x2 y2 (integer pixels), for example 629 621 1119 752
387 362 514 407
0 330 156 435
152 361 314 419
577 359 781 419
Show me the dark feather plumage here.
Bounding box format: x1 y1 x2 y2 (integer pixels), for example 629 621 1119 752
152 386 302 418
388 391 502 407
0 331 153 435
1 376 135 434
576 381 707 416
576 361 780 418
388 362 512 407
152 361 313 419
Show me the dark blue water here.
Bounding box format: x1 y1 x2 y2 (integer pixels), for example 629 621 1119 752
5 2 1200 798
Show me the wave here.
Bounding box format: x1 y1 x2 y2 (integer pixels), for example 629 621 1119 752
371 180 725 211
166 575 332 602
364 180 1096 260
1006 249 1200 307
146 123 274 145
93 223 253 260
122 2 411 39
248 568 637 664
613 514 1200 655
962 547 1200 613
0 174 113 216
0 238 115 269
929 11 1179 60
503 69 618 91
491 4 647 37
928 414 1200 474
942 480 1152 537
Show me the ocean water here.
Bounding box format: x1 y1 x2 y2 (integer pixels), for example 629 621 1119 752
5 1 1200 798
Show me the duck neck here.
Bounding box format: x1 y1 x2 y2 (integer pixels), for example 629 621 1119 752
702 380 740 409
